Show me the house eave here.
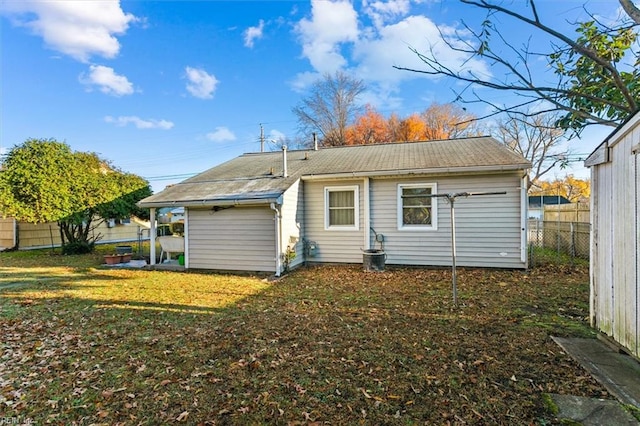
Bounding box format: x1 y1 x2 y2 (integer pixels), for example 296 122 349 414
138 196 283 209
300 164 530 181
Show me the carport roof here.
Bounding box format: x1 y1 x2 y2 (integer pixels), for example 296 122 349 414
138 136 531 208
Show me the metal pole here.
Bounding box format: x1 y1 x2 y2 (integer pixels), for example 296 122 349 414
406 190 507 308
450 196 458 307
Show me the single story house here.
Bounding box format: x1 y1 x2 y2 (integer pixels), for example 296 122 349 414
138 137 531 275
585 111 640 358
527 195 571 220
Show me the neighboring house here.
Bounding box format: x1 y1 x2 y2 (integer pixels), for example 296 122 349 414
527 195 571 220
0 216 149 251
585 111 640 358
138 137 531 275
157 207 185 224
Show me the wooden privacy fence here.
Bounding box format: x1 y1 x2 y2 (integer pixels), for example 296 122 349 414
543 202 590 223
0 218 16 249
0 217 150 250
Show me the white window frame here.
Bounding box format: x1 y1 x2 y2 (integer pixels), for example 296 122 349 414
324 185 360 231
397 183 438 231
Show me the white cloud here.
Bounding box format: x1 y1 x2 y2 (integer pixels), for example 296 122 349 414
184 67 219 99
3 0 136 62
80 65 134 96
105 116 174 130
362 0 411 28
244 19 265 48
269 129 287 141
206 127 236 142
291 4 491 108
353 15 491 83
289 71 322 93
294 0 359 74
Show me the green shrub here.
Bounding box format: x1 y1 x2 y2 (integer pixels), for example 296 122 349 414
61 241 95 255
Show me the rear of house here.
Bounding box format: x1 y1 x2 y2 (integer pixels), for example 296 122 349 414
586 111 640 358
303 172 526 268
138 137 531 275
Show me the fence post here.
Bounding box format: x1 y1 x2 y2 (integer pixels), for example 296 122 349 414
570 222 576 264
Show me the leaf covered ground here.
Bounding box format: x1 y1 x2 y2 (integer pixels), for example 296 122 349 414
0 250 606 425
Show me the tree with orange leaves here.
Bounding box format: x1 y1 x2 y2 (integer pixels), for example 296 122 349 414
421 103 481 140
397 114 427 141
345 105 390 145
345 102 480 144
530 175 590 202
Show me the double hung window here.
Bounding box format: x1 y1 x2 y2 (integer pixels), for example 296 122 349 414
325 186 359 230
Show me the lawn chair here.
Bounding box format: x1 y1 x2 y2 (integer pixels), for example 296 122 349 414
158 235 184 263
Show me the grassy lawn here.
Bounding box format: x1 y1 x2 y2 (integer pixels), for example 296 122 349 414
0 247 605 425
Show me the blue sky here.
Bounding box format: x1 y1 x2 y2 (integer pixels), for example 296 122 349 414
1 0 617 193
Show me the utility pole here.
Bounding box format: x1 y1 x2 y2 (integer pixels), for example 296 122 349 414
260 124 265 153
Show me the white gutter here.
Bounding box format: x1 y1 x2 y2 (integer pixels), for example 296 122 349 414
300 164 530 181
139 197 281 209
183 208 189 269
270 202 282 277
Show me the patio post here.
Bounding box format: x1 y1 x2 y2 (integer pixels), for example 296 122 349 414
149 208 156 265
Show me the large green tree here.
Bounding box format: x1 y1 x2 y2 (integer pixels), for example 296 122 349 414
0 138 152 253
394 0 640 133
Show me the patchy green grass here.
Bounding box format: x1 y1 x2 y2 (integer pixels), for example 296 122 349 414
529 246 589 268
0 249 604 425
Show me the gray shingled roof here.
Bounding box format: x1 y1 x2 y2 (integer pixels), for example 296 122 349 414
138 137 530 208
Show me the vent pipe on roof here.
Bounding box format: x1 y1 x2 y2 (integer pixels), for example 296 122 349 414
282 145 288 178
313 133 318 151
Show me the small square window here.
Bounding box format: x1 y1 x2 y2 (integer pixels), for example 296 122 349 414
398 183 437 230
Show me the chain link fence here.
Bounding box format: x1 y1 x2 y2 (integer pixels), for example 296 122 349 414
528 219 590 267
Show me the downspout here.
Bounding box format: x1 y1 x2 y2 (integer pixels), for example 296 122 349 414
183 208 189 269
149 208 157 265
270 202 282 276
364 177 370 250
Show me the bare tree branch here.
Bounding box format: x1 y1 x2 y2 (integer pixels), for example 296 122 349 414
620 0 640 24
394 0 640 132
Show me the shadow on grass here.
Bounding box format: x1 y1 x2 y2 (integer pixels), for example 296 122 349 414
0 261 601 426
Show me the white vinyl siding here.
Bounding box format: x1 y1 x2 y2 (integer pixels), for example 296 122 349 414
325 186 359 230
280 180 305 270
398 183 437 230
370 174 525 269
187 207 276 272
304 180 364 263
304 173 525 268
